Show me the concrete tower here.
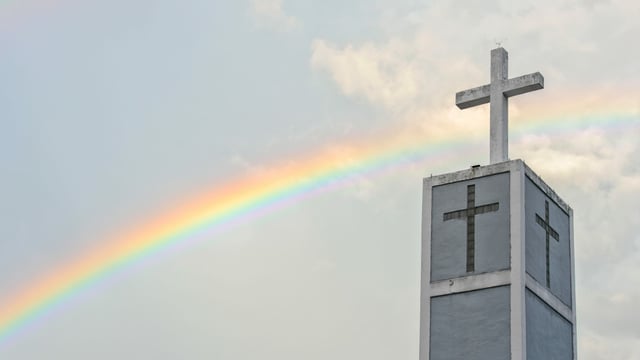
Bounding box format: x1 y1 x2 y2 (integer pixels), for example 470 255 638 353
418 49 577 360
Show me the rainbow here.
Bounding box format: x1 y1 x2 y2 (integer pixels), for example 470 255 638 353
0 96 637 343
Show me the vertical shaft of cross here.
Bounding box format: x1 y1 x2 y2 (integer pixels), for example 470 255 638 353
490 48 508 164
466 185 476 272
544 201 551 287
535 199 560 288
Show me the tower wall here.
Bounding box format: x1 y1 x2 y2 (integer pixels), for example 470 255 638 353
419 160 576 360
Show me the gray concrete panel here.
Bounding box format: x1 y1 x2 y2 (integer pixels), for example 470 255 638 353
525 177 572 306
431 172 510 281
430 286 510 360
526 289 573 360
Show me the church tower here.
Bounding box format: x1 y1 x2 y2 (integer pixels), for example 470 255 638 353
419 48 577 360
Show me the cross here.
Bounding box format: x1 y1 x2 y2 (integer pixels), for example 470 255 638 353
535 200 560 288
456 48 544 164
443 184 499 273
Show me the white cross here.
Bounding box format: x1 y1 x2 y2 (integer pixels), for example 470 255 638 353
456 48 544 164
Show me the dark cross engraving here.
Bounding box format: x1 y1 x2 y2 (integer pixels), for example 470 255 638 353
443 184 499 273
535 200 560 288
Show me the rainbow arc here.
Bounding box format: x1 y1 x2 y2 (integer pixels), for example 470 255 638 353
0 98 638 343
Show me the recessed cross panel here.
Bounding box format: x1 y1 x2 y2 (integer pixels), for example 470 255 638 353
431 173 510 281
443 184 499 273
525 177 572 307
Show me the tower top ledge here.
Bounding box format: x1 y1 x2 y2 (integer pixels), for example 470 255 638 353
425 159 572 214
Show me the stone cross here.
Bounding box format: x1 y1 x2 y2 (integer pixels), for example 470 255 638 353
443 184 499 273
456 48 544 164
535 200 560 288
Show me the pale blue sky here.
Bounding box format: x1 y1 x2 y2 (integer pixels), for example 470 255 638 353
1 0 639 359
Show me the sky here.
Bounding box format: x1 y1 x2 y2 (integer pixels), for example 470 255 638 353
0 0 638 359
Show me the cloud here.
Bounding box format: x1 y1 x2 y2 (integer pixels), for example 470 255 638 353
311 39 423 109
310 0 640 111
581 329 640 360
309 0 640 357
310 35 483 111
251 0 299 32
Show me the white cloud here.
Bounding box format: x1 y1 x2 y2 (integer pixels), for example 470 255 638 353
309 0 640 357
311 39 423 109
580 329 640 360
310 34 483 111
251 0 299 32
310 0 640 111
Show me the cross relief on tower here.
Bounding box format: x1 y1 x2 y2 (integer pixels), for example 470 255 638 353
443 184 499 273
536 200 560 288
431 173 510 281
525 178 573 307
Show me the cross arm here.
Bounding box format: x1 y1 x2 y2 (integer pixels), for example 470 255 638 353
455 84 490 109
535 214 560 241
503 72 544 98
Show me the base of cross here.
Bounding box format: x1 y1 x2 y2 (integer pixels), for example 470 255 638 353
419 159 576 360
